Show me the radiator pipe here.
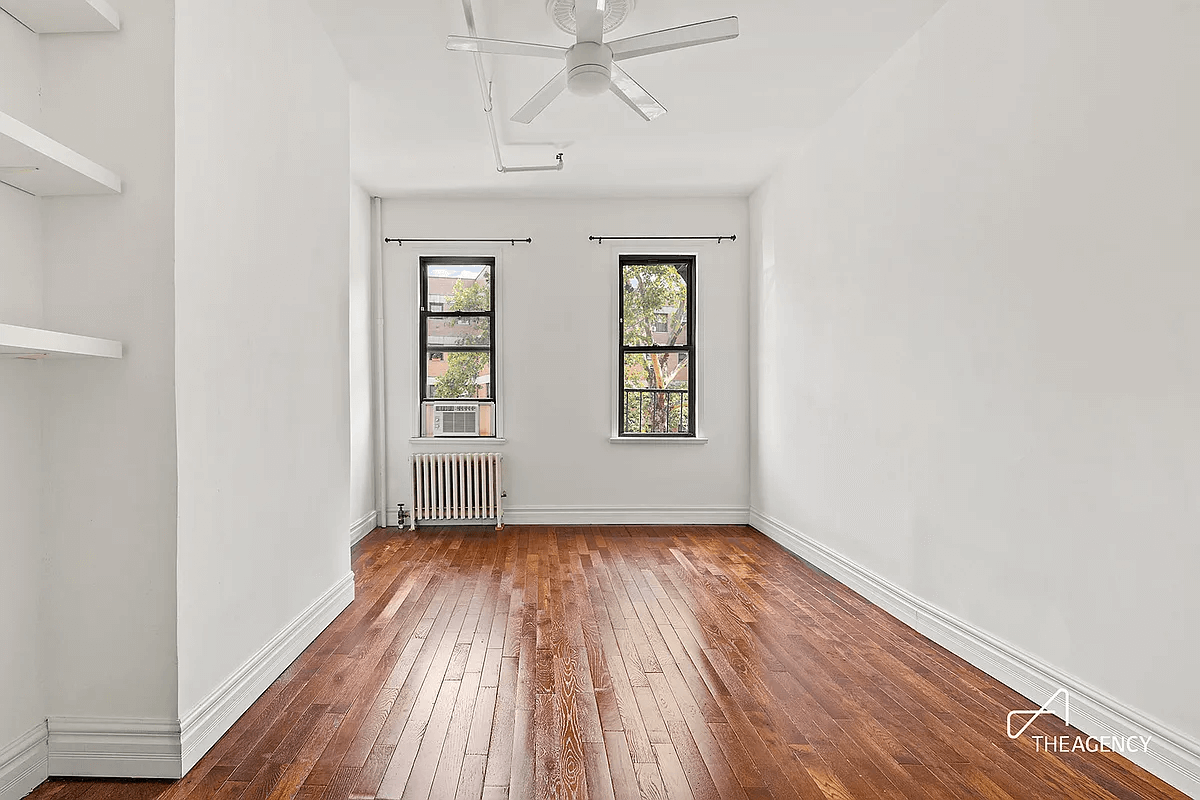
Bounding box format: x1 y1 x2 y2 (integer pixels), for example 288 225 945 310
371 196 389 528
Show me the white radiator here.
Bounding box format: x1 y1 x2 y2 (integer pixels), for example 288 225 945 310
410 452 503 530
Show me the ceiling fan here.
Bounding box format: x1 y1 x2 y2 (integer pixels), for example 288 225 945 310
446 1 739 124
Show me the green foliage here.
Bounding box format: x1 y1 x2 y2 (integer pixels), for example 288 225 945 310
433 351 489 399
622 263 686 348
432 272 491 399
447 276 490 314
622 263 688 390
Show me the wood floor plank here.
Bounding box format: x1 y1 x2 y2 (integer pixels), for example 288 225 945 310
600 728 639 800
265 712 345 800
465 684 498 756
508 706 535 800
634 761 671 800
482 657 518 787
582 739 618 800
386 676 461 800
429 669 483 800
25 526 1190 800
453 754 487 800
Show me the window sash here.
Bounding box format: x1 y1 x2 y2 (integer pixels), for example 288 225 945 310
419 257 498 419
618 256 696 437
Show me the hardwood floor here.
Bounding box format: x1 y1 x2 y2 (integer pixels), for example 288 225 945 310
27 525 1187 800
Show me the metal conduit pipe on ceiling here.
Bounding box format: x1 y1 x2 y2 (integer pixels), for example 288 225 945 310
460 0 564 174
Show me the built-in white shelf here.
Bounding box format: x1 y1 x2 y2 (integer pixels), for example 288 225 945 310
0 323 123 359
0 0 119 33
0 110 121 196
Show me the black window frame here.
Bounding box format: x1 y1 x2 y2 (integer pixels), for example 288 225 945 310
419 256 497 435
618 255 696 437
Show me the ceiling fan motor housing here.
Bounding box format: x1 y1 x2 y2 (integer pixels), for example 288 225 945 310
566 42 613 96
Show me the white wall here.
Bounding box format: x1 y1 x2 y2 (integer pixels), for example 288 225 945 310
349 185 376 537
174 0 353 733
0 7 46 762
38 0 179 727
382 197 750 523
751 0 1200 770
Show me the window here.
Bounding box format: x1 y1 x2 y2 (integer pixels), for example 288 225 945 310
619 256 695 436
420 256 496 436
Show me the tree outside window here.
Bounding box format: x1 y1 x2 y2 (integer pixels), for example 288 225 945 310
431 277 491 400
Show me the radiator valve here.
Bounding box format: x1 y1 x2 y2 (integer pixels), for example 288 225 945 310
396 503 410 529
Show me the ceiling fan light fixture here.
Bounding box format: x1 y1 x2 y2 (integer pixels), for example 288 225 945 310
568 66 611 96
566 41 612 96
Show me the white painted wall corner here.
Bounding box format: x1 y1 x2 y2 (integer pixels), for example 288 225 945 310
0 722 48 800
350 511 379 546
178 572 355 774
749 508 1200 798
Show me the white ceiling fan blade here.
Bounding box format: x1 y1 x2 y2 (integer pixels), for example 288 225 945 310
610 16 740 61
609 66 666 121
446 35 567 59
575 1 605 44
512 70 569 124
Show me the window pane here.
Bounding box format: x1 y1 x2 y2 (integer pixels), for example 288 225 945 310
426 316 491 347
622 353 690 434
426 264 491 311
622 262 688 347
426 351 492 399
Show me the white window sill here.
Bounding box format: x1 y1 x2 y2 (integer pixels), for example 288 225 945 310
609 436 708 445
409 437 508 445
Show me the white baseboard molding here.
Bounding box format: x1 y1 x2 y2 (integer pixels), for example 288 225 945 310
350 510 379 546
749 508 1200 798
179 571 355 774
46 717 180 779
503 505 750 526
0 722 47 800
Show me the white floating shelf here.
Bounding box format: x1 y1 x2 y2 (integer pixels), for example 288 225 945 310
0 110 121 196
0 0 120 33
0 323 123 360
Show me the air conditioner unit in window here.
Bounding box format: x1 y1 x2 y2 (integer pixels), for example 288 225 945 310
432 402 480 437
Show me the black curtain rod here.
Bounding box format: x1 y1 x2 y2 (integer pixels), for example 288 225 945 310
385 238 532 246
589 235 736 244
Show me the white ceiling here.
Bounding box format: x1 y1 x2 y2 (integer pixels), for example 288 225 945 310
308 0 947 198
